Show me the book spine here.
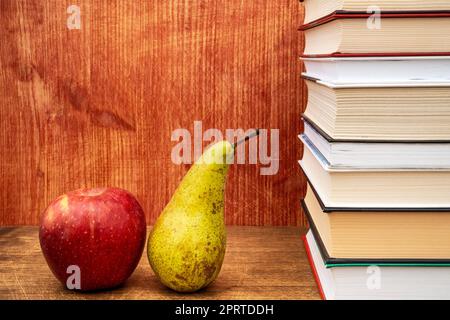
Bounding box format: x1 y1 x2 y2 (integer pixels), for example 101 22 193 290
302 235 326 300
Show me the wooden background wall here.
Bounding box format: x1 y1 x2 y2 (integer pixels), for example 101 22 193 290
0 1 306 226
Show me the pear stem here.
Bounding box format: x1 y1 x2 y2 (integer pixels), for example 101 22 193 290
233 129 260 148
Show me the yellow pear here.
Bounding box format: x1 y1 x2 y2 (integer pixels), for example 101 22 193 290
147 140 234 292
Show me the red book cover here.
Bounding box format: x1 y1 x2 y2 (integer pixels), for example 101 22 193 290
302 234 325 300
298 11 450 58
300 52 450 58
299 11 450 30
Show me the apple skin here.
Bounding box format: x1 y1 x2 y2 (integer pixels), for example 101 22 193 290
39 188 147 291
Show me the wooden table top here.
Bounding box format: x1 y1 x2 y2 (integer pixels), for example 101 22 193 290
0 226 320 300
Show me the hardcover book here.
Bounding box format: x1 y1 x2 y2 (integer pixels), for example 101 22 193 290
300 13 450 56
304 229 450 300
303 78 450 141
299 138 450 209
300 0 450 25
302 184 450 261
300 119 450 169
301 56 450 84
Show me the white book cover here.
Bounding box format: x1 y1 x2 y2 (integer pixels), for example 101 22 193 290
301 120 450 169
301 56 450 85
305 230 450 300
299 138 450 208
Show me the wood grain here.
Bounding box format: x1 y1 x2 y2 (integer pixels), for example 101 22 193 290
0 226 320 300
0 1 306 226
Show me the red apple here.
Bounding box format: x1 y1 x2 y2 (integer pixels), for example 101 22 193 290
39 188 147 291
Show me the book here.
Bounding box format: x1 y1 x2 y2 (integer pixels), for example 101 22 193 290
303 78 450 141
300 13 450 56
300 119 450 169
301 56 450 84
299 138 450 209
303 183 450 260
304 229 450 300
300 0 450 25
302 204 450 268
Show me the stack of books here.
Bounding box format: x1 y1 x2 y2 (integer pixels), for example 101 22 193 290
299 0 450 300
